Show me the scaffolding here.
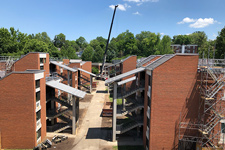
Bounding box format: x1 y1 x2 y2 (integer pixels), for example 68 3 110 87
179 58 225 150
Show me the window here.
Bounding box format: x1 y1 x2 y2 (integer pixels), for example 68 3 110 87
40 66 44 70
36 91 40 101
35 80 40 88
36 110 41 121
36 128 41 140
148 75 151 86
40 58 46 64
222 123 225 133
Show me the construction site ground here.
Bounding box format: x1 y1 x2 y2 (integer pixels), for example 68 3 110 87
47 80 143 150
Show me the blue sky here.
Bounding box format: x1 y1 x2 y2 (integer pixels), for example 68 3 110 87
0 0 224 42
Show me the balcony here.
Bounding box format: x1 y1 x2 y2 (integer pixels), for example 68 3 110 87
36 100 41 112
36 119 42 131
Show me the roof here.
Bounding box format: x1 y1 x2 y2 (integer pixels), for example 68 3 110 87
105 67 145 84
147 54 175 70
70 59 82 63
77 68 96 77
137 55 160 67
105 55 136 69
117 76 136 86
46 80 86 99
50 61 77 72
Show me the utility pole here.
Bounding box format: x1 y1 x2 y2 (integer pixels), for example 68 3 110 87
100 5 118 77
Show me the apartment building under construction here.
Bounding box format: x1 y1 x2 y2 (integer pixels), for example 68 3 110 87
0 52 95 149
105 53 225 150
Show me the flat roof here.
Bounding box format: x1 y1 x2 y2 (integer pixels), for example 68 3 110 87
77 67 96 77
50 61 77 72
105 67 145 84
46 80 86 98
117 76 136 86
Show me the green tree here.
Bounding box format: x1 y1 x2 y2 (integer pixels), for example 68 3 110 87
92 45 104 62
216 26 225 59
23 39 48 54
81 46 94 61
172 35 191 45
76 36 88 50
157 35 173 54
53 33 66 48
136 31 161 56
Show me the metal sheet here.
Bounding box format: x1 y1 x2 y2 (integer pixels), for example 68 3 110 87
50 61 77 72
46 80 86 98
105 67 145 84
117 76 136 86
77 68 96 77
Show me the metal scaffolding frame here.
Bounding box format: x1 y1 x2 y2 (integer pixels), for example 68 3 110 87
179 58 225 150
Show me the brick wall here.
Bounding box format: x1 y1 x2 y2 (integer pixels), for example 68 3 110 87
0 73 36 149
81 61 92 82
145 55 199 150
14 53 39 72
122 56 137 90
40 74 46 144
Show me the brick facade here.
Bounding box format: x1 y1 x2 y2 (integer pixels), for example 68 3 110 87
143 55 199 150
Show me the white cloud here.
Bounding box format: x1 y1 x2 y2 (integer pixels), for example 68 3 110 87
189 18 215 28
133 11 141 15
124 0 159 3
177 17 219 28
109 4 131 11
137 3 142 6
160 33 164 35
177 17 196 24
186 33 191 35
213 33 217 37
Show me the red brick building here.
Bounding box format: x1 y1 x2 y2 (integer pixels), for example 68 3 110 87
171 44 198 54
105 54 203 149
0 53 88 149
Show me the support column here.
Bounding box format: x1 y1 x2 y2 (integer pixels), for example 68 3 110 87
90 76 92 93
67 70 71 103
112 82 117 142
72 96 76 135
122 98 125 111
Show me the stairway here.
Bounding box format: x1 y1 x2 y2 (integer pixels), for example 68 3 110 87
116 120 143 134
51 97 72 109
117 87 145 99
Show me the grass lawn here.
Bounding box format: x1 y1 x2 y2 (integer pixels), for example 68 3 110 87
109 96 123 105
113 145 144 150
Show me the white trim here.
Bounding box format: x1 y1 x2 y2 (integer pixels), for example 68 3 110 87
147 86 151 97
36 87 40 92
36 119 42 131
146 126 149 139
35 72 44 80
147 106 150 118
39 54 46 58
36 100 41 112
220 119 225 123
40 63 44 66
147 70 151 76
37 136 41 144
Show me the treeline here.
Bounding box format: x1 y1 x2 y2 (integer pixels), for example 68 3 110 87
0 27 225 62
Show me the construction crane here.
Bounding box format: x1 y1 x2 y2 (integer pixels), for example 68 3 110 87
100 5 118 77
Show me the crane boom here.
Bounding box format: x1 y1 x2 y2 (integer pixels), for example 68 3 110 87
100 5 118 77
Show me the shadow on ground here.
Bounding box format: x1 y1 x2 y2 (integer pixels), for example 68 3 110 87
96 90 108 93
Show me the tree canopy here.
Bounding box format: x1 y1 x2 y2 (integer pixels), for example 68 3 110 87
1 26 224 62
